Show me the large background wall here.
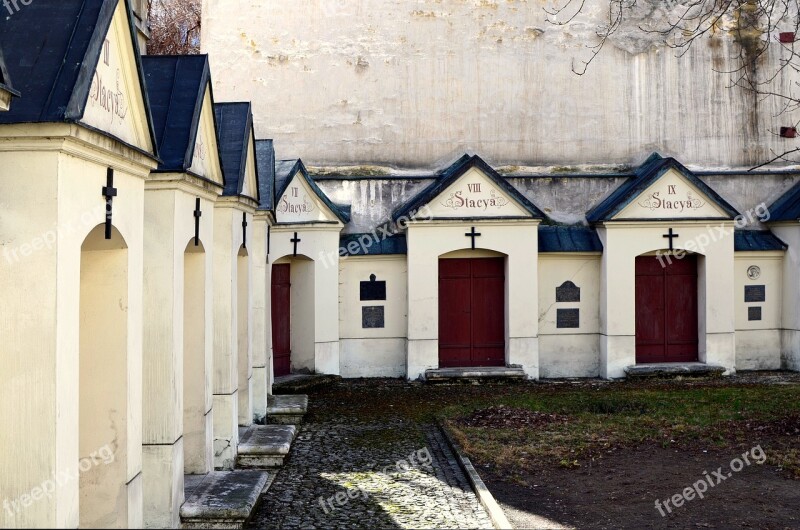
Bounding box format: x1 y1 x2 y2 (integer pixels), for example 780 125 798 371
201 0 796 169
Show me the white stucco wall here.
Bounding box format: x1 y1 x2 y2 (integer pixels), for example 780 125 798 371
339 256 408 378
538 253 601 378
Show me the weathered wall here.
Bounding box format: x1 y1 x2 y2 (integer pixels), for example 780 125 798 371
202 0 797 169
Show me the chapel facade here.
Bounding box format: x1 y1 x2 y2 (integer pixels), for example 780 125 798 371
1 0 800 528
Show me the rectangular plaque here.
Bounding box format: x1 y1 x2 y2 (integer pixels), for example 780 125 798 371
748 306 762 321
360 280 387 301
744 285 766 303
556 308 580 329
362 306 385 328
556 281 581 303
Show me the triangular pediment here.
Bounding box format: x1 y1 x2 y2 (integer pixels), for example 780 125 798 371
394 155 545 221
240 130 259 199
587 154 739 222
615 168 731 220
188 84 224 185
80 0 153 153
276 171 340 224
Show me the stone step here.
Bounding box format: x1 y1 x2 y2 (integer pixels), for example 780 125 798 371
273 373 341 393
236 424 298 469
266 394 308 425
625 362 727 379
180 470 270 529
425 366 527 383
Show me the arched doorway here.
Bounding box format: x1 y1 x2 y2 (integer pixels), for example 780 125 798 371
438 249 507 368
271 256 315 377
79 224 129 527
635 252 699 363
183 240 211 474
237 246 251 426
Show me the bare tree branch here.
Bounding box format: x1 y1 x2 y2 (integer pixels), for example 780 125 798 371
147 0 202 56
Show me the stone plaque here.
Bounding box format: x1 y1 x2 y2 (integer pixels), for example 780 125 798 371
556 281 581 303
748 306 762 321
362 306 385 328
744 285 766 303
557 308 580 329
360 274 387 301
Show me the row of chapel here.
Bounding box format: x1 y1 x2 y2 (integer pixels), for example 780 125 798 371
3 0 800 528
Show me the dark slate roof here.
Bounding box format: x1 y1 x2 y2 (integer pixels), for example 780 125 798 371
539 225 604 253
214 102 258 200
275 159 351 224
255 139 275 211
0 0 158 154
339 234 408 256
586 153 739 222
734 230 787 251
767 180 800 222
0 44 20 97
142 55 216 173
393 154 546 221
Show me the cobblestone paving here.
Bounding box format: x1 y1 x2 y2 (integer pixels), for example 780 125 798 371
248 421 493 529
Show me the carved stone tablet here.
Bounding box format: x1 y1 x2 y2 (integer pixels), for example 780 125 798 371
556 281 581 303
362 306 385 328
557 308 580 329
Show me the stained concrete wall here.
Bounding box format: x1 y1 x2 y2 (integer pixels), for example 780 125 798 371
202 0 798 169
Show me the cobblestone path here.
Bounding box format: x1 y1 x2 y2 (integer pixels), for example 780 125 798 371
247 421 493 529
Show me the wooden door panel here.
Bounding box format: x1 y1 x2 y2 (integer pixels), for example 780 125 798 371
271 264 291 377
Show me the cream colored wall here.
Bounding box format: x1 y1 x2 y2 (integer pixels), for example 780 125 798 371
0 123 155 527
733 252 783 370
772 224 800 371
211 200 254 469
339 256 408 378
237 248 253 426
406 220 540 380
251 214 271 421
271 225 342 374
598 221 736 378
538 254 601 378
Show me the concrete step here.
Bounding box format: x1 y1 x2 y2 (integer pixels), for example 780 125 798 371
273 373 341 393
425 366 527 383
236 424 298 469
625 362 727 379
180 470 270 529
266 394 308 425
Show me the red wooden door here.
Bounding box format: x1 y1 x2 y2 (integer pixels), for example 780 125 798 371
439 258 505 367
635 255 698 364
271 264 291 377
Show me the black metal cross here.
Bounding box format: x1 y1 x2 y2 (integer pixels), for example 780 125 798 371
193 198 202 246
465 226 481 249
662 227 680 251
242 212 248 249
102 168 117 240
291 232 301 256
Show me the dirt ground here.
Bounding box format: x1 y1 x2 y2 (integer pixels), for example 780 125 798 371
301 373 800 529
484 446 800 529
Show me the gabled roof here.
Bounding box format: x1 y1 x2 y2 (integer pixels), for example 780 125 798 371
586 153 740 222
392 154 545 221
142 55 216 173
539 225 603 253
214 102 257 200
255 139 276 211
734 230 787 251
275 159 351 224
0 0 158 154
767 180 800 222
0 45 20 98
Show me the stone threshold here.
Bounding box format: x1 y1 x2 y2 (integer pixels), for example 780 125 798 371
272 373 341 393
266 394 309 425
237 424 298 469
425 366 527 383
625 362 726 378
181 470 271 529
